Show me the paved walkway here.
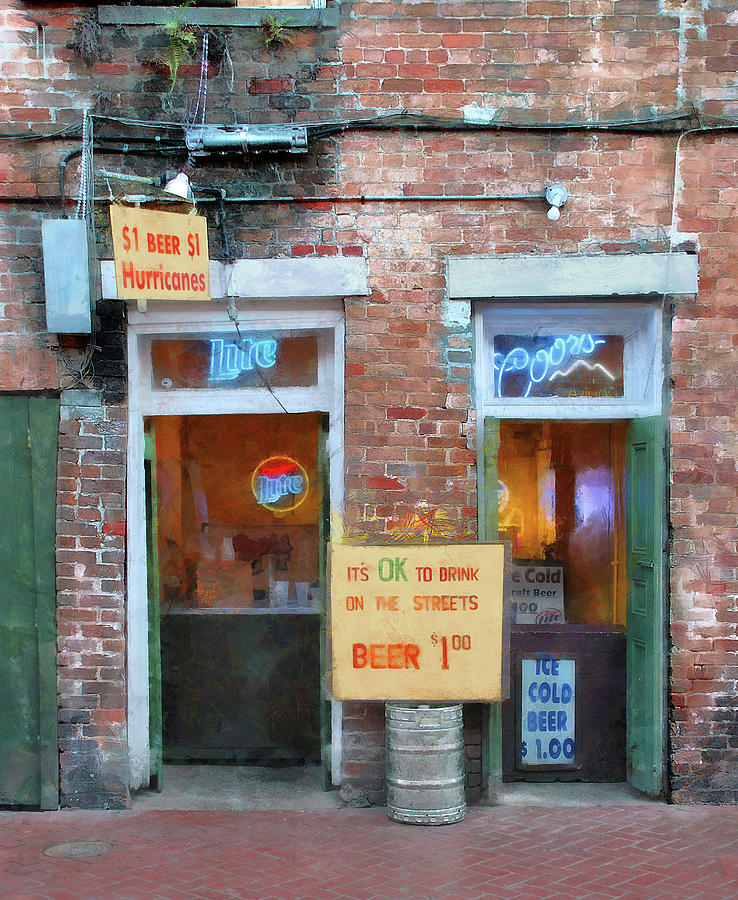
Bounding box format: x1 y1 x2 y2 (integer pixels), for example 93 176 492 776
1 804 737 899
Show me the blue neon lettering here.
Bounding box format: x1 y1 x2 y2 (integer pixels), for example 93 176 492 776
493 333 607 397
257 473 304 505
209 337 278 382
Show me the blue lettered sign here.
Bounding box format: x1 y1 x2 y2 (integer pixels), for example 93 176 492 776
520 657 575 766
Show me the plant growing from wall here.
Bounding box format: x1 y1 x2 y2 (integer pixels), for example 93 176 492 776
261 15 292 51
69 10 102 66
161 0 198 91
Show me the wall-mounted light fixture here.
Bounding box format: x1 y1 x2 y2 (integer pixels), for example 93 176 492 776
545 184 568 221
99 168 193 202
163 171 193 202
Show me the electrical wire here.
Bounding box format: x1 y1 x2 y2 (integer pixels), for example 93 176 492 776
4 109 738 145
225 300 289 413
59 340 99 389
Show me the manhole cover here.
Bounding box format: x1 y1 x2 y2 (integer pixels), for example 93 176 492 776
43 840 113 859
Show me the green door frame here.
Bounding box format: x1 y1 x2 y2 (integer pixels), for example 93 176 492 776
479 417 503 786
144 424 163 791
318 413 332 789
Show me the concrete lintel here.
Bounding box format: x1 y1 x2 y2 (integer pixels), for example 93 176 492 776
228 256 369 298
447 253 699 299
99 256 369 300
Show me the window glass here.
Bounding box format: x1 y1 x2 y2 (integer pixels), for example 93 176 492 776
153 412 322 613
499 420 627 627
151 332 319 391
481 303 661 416
492 334 624 399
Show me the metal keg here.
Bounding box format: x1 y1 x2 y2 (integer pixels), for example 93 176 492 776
385 702 466 825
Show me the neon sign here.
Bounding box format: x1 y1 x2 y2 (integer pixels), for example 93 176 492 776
492 333 622 399
251 456 309 513
209 337 278 382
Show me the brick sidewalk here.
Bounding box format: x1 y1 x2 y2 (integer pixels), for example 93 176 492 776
1 805 737 899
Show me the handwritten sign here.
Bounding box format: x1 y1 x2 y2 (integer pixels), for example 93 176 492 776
110 205 210 301
511 563 565 625
520 657 576 767
330 543 506 701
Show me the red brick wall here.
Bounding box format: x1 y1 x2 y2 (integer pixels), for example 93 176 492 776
57 384 129 808
669 137 738 804
0 0 736 806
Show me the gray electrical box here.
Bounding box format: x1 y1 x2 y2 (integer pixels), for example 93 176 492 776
42 218 98 333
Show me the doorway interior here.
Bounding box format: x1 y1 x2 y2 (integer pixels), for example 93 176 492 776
147 412 325 774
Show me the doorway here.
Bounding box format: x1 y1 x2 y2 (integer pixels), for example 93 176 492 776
126 302 345 796
487 416 665 794
475 299 668 797
146 412 327 783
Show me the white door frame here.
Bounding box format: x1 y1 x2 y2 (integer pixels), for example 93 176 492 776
125 297 348 789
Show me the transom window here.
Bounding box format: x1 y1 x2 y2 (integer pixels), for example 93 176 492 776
478 302 662 419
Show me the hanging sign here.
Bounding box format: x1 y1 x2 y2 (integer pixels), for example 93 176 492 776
520 656 576 767
330 543 507 702
110 205 210 301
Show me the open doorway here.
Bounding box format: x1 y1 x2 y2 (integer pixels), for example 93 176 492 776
498 420 628 782
476 299 667 797
145 412 327 795
488 416 665 794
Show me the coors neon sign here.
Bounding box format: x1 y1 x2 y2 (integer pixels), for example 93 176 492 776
492 333 624 399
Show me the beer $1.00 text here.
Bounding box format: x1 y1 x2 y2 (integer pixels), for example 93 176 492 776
343 553 486 673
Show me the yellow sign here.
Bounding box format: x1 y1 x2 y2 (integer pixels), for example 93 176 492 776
110 205 210 300
330 543 507 702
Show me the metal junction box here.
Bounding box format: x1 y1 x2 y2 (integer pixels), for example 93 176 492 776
42 219 98 333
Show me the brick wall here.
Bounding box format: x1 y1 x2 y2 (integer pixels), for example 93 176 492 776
669 137 738 804
0 0 736 806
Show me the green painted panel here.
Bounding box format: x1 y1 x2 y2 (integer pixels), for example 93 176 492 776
144 425 163 791
481 417 502 783
29 398 61 810
318 414 331 790
0 396 59 808
626 416 665 797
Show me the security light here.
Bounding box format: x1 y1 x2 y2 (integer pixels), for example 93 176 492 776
545 184 568 221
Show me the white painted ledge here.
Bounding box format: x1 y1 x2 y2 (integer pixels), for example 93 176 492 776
447 252 698 299
100 256 369 301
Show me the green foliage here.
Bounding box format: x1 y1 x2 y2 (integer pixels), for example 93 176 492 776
161 0 198 91
261 15 293 51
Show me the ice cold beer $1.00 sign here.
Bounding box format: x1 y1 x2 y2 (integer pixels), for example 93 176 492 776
330 543 506 702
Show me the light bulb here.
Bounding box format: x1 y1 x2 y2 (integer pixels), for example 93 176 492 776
547 205 561 221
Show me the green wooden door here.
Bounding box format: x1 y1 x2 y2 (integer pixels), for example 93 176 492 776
144 424 163 791
0 395 59 808
625 416 666 796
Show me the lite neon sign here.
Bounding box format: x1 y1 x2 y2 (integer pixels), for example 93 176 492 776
209 336 278 382
251 456 309 513
492 333 615 398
